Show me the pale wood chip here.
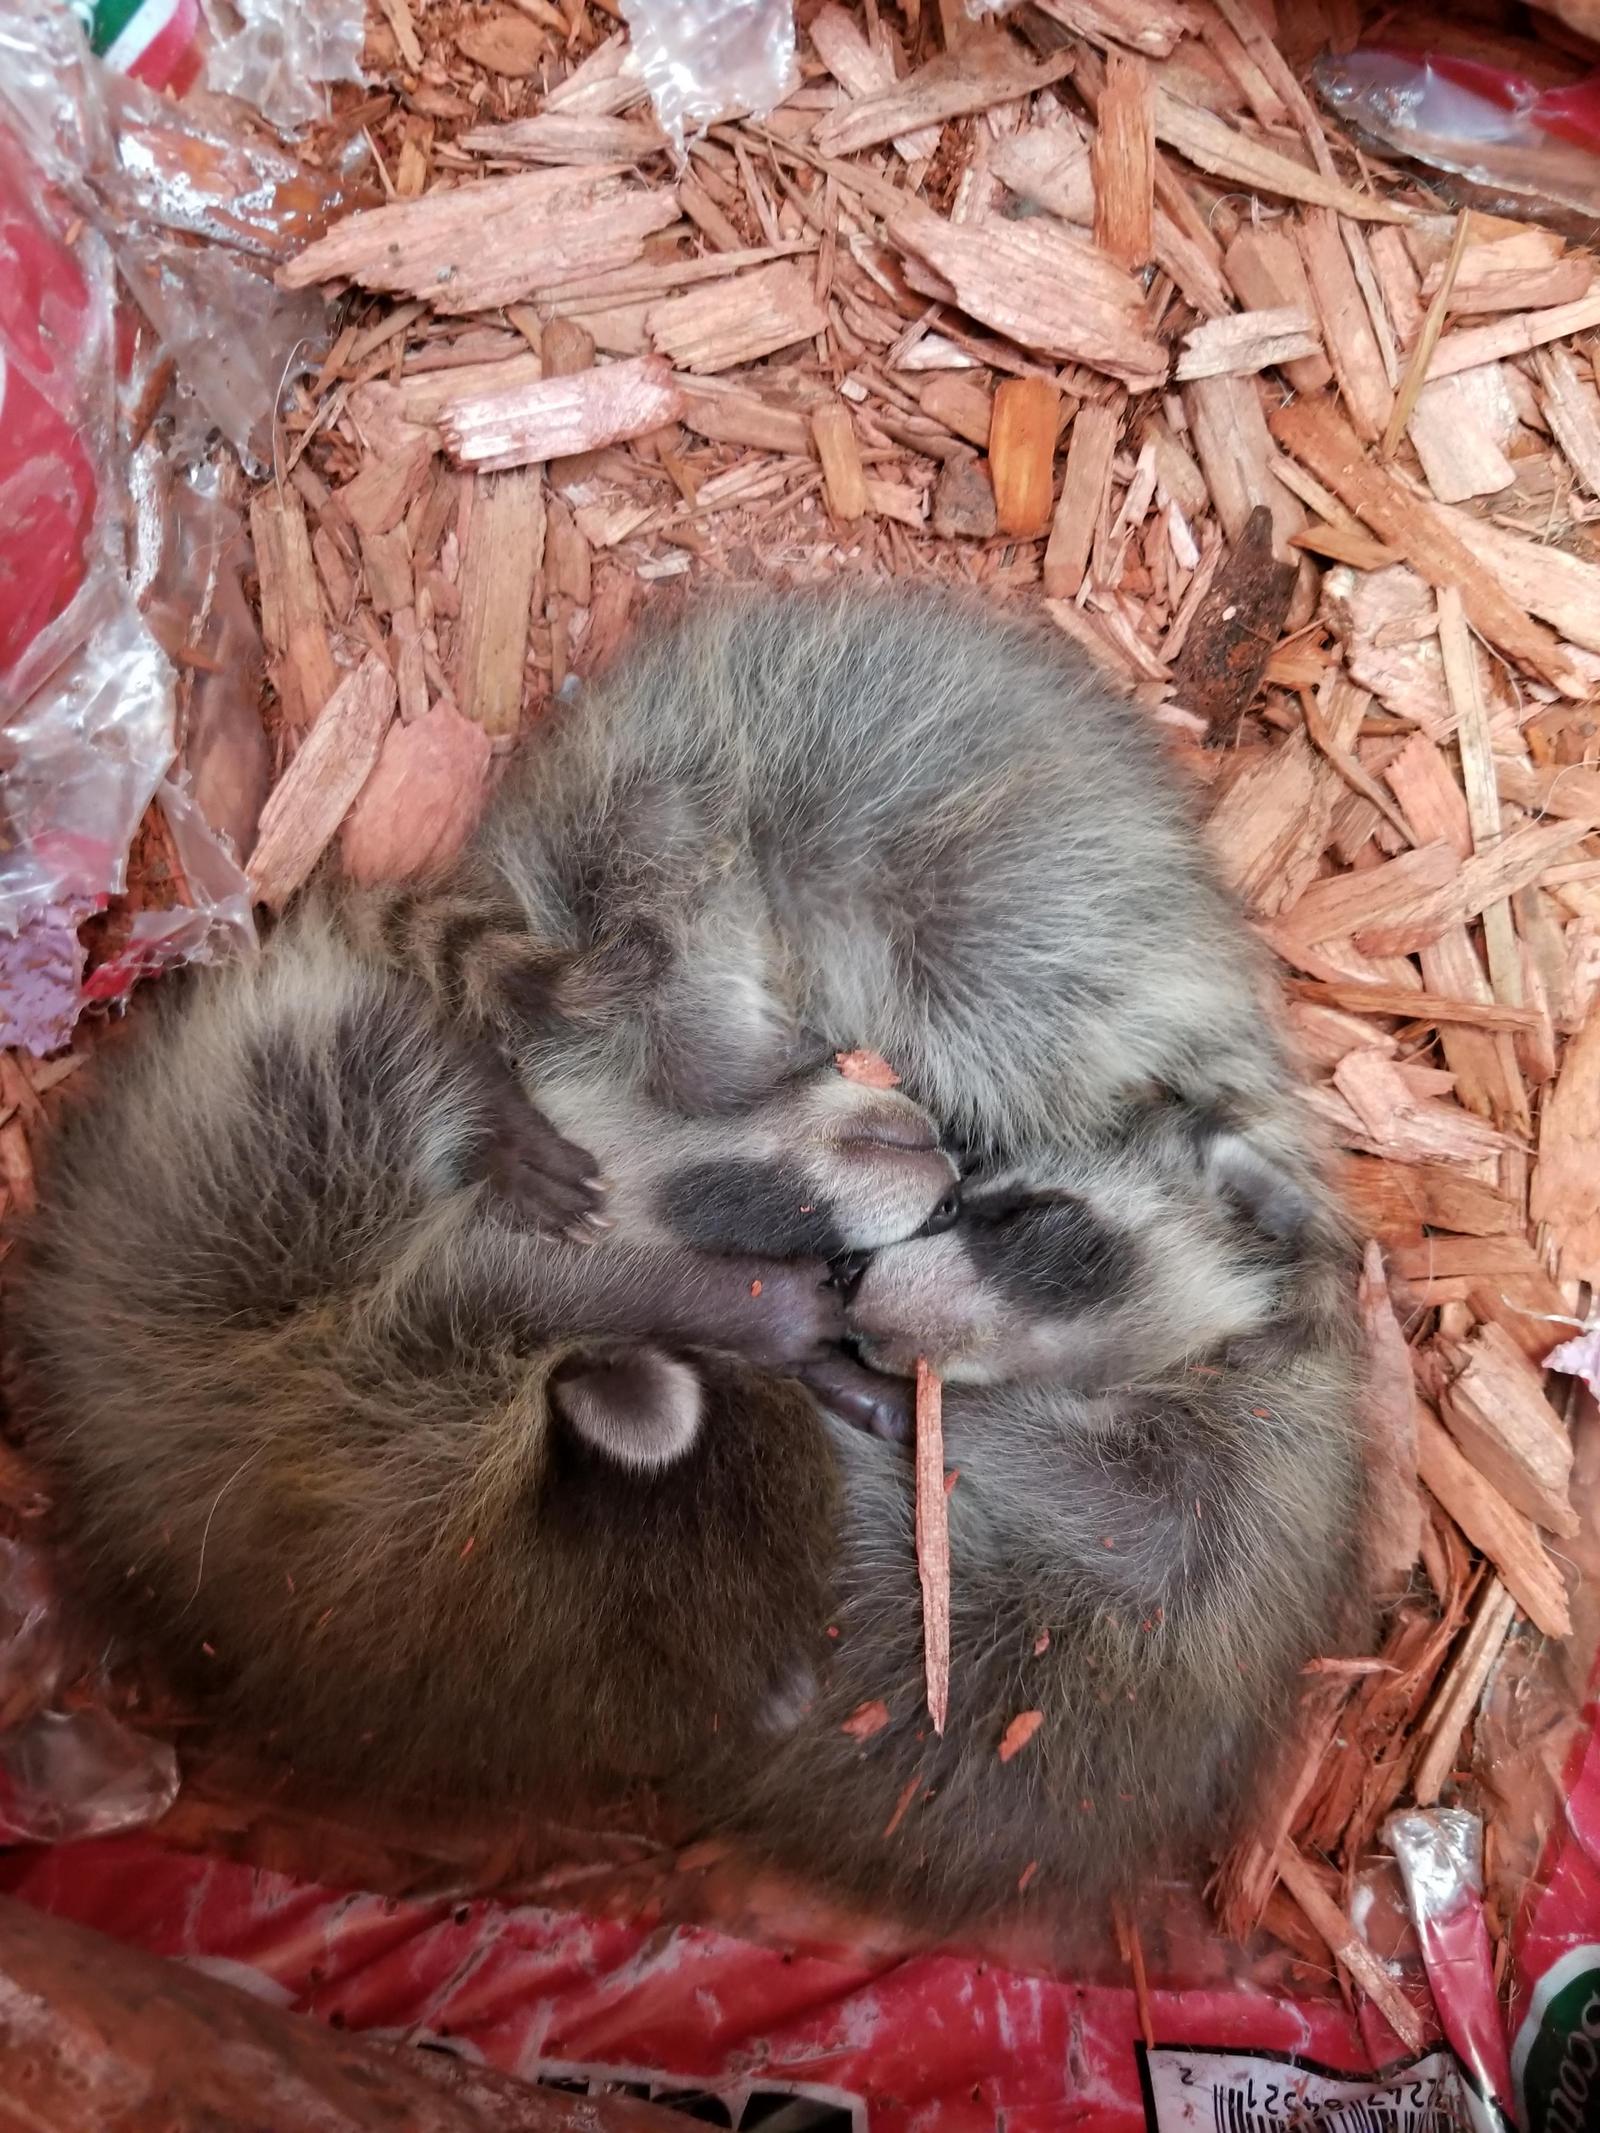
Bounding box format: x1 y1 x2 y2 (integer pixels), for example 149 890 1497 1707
1154 94 1409 222
809 4 940 162
1275 1846 1427 2054
1411 1578 1518 1807
1271 397 1589 697
279 170 679 315
1426 290 1600 381
1296 210 1393 443
342 699 493 887
458 113 667 164
1535 342 1600 500
889 208 1166 389
1331 1049 1508 1164
989 122 1094 229
813 37 1074 159
649 259 827 373
1530 1009 1600 1292
1357 1241 1423 1601
811 399 869 521
438 357 685 473
1043 402 1120 600
1032 0 1198 60
1439 1323 1577 1538
455 468 544 738
249 489 339 728
1414 1406 1571 1640
249 654 396 909
1175 306 1320 382
677 374 814 456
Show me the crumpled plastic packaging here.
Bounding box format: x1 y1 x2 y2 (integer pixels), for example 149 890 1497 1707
197 0 365 136
1317 42 1600 233
0 0 359 1053
1386 1809 1517 2133
0 1539 178 1849
619 0 797 145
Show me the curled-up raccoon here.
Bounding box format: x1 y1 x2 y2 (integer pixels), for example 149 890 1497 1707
347 584 1367 1920
12 908 955 1808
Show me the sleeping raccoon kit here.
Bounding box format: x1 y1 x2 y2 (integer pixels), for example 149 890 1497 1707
17 586 1368 1936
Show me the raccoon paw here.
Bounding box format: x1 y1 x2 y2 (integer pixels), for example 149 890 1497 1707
796 1351 914 1443
719 1259 846 1371
477 1085 610 1241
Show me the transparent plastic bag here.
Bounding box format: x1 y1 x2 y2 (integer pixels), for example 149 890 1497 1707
618 0 797 145
196 0 365 134
1317 43 1600 232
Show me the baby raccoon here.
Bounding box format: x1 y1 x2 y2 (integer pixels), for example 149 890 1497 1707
11 906 953 1808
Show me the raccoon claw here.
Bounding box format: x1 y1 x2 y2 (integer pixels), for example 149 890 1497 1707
798 1353 914 1443
479 1097 607 1235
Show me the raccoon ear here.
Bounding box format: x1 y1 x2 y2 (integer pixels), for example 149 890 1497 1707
1203 1130 1316 1247
552 1345 703 1471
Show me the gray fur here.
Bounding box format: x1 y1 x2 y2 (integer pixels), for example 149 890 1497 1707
15 586 1367 1937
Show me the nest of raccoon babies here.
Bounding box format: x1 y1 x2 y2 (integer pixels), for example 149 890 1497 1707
13 588 1370 1950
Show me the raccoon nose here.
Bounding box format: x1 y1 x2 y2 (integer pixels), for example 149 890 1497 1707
829 1250 872 1300
923 1189 962 1235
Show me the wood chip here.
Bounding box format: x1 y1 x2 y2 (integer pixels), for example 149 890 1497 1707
437 357 685 473
649 259 828 373
455 468 544 739
341 699 493 886
1411 1578 1518 1807
1357 1242 1422 1601
458 114 667 164
811 399 869 522
1043 401 1120 600
809 4 941 162
997 1709 1045 1763
1224 226 1332 392
1271 397 1590 698
455 12 548 77
915 1358 951 1737
1175 307 1320 382
1033 0 1195 60
1426 290 1600 383
1531 1009 1600 1291
841 1699 891 1740
1296 211 1393 444
889 210 1167 389
248 654 396 909
988 378 1060 539
249 489 339 728
813 38 1074 159
918 374 994 450
931 454 997 540
1414 1406 1571 1640
1275 1845 1427 2053
279 171 679 314
1154 95 1409 223
1093 49 1155 273
677 374 813 456
1439 1324 1577 1538
1535 343 1600 500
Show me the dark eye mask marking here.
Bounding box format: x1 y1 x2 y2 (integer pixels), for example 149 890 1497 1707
962 1192 1136 1316
661 1157 847 1259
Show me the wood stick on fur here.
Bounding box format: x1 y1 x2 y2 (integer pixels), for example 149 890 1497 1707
916 1358 951 1736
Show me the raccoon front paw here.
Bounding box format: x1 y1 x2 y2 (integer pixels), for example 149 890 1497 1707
477 1087 610 1242
796 1351 914 1443
721 1258 846 1371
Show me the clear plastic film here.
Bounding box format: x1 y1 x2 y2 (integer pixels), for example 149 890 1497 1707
1316 42 1600 234
618 0 797 145
195 0 365 135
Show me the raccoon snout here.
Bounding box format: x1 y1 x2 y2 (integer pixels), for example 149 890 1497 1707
923 1188 962 1235
829 1249 873 1300
835 1108 938 1155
